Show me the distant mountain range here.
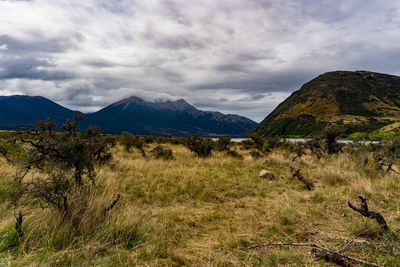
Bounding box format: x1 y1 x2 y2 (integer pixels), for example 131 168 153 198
0 95 256 137
251 70 400 137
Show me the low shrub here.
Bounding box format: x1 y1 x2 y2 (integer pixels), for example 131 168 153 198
215 136 232 151
2 114 117 228
121 135 147 157
250 150 262 159
263 136 281 153
226 149 243 159
185 135 214 158
151 145 174 160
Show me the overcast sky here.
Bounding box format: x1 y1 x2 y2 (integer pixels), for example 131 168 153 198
0 0 399 121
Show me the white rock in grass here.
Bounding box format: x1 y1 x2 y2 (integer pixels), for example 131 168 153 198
259 170 275 179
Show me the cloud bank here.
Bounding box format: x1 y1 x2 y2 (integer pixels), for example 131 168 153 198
0 0 399 121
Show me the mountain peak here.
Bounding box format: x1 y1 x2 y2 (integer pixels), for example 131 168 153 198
111 95 146 107
175 98 188 104
108 95 200 113
87 95 256 136
156 98 198 113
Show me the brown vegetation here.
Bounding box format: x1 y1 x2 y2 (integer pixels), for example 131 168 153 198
0 130 399 266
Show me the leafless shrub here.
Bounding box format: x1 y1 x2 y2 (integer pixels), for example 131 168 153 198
348 195 388 231
4 113 119 227
290 166 314 190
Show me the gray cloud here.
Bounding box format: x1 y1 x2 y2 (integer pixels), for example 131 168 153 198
190 70 315 94
0 0 399 122
0 56 74 80
0 34 80 54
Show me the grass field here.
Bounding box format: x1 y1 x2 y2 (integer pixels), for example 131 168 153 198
0 143 399 266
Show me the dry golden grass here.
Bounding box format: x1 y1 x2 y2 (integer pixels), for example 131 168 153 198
276 95 340 121
380 122 400 132
0 143 399 266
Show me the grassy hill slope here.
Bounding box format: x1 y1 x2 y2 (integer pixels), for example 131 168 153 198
251 70 400 137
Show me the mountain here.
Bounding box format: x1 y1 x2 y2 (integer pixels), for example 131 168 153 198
85 96 257 136
251 70 400 137
0 95 76 129
0 95 256 136
0 101 30 129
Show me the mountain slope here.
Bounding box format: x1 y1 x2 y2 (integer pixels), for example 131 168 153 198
85 96 257 136
0 95 75 121
0 101 30 129
0 95 76 129
251 70 400 137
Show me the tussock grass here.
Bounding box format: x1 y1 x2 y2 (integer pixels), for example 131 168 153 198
0 144 400 266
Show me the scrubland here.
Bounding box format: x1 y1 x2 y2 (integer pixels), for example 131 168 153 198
0 141 400 266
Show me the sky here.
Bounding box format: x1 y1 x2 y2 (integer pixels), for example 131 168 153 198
0 0 399 122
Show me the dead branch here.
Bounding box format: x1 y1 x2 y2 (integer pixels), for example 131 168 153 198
337 240 354 253
385 161 399 174
312 240 355 266
243 242 382 267
348 195 388 231
290 166 314 190
311 249 351 267
15 211 23 237
104 194 120 212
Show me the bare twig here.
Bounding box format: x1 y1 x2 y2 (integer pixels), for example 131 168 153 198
243 242 382 267
15 211 23 237
104 194 120 212
337 239 354 253
289 166 314 190
348 195 388 231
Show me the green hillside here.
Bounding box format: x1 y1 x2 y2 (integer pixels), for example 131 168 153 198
251 71 400 137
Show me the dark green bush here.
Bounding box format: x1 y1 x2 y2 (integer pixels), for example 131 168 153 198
287 142 306 160
306 136 324 159
250 150 262 159
247 133 264 151
321 126 344 154
306 126 344 157
226 149 243 159
215 136 232 151
121 135 147 157
151 145 174 160
185 135 214 158
262 136 281 153
240 139 255 150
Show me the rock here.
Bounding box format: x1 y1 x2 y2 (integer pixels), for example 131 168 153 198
259 170 275 179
